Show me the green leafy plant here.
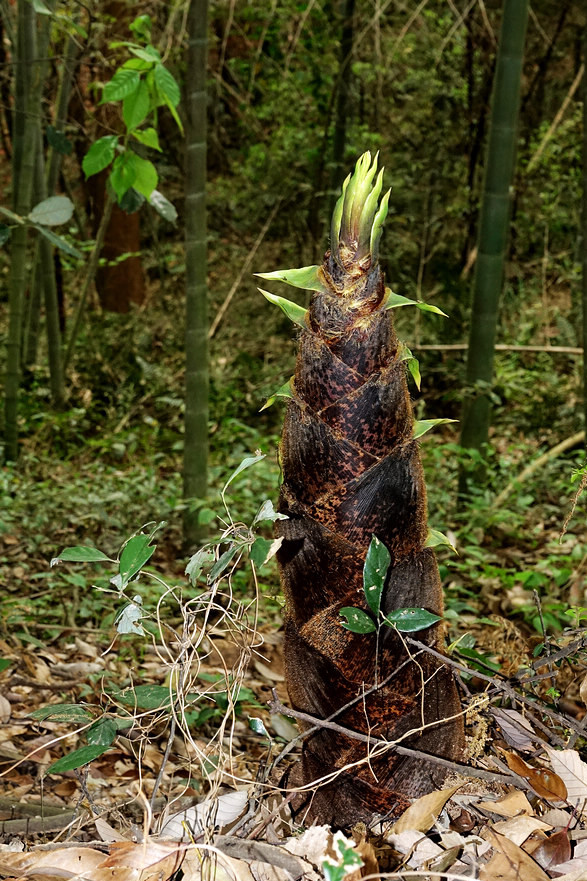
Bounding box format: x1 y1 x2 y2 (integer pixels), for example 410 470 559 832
81 14 180 216
339 535 442 635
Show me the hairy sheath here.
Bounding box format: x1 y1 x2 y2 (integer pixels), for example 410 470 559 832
260 153 464 827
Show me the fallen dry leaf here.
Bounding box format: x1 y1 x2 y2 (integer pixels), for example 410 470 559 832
545 748 587 809
492 815 552 846
0 845 105 879
492 709 537 751
505 751 567 800
158 790 249 840
481 829 550 881
477 789 533 817
391 786 460 834
527 829 571 871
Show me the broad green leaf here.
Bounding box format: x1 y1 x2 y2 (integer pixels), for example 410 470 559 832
114 684 174 710
153 64 180 107
260 378 294 411
250 536 283 568
383 608 441 632
48 744 108 774
46 126 72 155
101 69 140 103
128 151 159 199
28 196 73 227
132 127 161 151
32 225 83 259
115 600 145 635
130 14 152 41
339 607 376 634
87 717 118 747
51 546 111 565
122 57 153 72
82 135 119 177
30 703 93 723
253 500 289 526
222 452 266 495
0 659 11 672
413 418 457 439
119 188 145 214
258 289 307 327
148 189 177 223
255 265 325 292
109 153 136 201
119 535 155 586
185 547 215 586
363 536 391 617
123 79 151 130
425 528 457 553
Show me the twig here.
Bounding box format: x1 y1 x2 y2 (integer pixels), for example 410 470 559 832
209 200 282 339
269 695 529 791
527 63 585 174
492 431 585 509
413 343 583 354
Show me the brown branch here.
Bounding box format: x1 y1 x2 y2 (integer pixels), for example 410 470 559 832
268 694 528 791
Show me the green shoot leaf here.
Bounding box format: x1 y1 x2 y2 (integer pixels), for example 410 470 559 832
363 536 391 617
425 528 457 553
260 377 294 411
383 608 441 632
413 418 457 439
255 265 325 292
383 289 448 317
339 607 376 634
258 289 307 327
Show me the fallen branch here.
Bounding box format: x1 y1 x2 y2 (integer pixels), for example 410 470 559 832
492 430 585 509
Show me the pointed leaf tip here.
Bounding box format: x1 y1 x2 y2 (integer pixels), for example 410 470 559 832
255 265 325 292
258 288 307 327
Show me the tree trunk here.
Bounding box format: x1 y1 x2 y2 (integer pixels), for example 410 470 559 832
268 154 464 827
183 0 209 548
459 0 529 480
583 24 587 441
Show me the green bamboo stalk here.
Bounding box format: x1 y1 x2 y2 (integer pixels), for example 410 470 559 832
459 0 529 478
5 0 42 460
583 25 587 443
183 0 209 548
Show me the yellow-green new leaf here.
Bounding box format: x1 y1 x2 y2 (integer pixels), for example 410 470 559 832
425 528 457 553
256 265 326 292
383 288 448 317
413 418 457 439
260 377 294 411
259 289 307 327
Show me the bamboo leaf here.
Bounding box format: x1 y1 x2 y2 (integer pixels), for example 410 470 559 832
383 608 441 632
87 717 118 747
51 546 112 565
339 607 376 634
258 289 307 327
48 744 110 774
32 224 83 259
363 536 391 616
416 301 448 317
222 452 265 495
260 377 294 411
425 528 457 553
255 265 325 292
413 418 457 439
383 289 448 317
